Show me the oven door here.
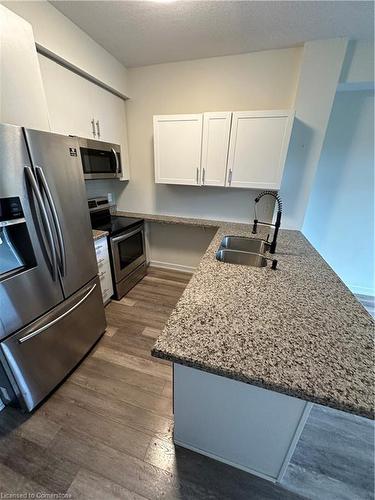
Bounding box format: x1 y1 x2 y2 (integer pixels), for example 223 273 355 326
80 146 121 180
110 225 146 283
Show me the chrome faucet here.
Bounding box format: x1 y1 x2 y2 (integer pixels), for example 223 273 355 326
252 191 283 254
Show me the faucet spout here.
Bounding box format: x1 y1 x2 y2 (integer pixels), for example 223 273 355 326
252 191 283 254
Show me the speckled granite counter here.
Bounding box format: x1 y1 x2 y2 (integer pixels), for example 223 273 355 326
116 210 224 228
92 229 108 241
118 212 374 418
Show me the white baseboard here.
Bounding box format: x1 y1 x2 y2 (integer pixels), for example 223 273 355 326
148 260 196 274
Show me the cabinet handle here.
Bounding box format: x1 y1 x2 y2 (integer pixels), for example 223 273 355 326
202 168 205 185
196 168 199 185
96 120 101 139
228 168 233 186
91 118 96 138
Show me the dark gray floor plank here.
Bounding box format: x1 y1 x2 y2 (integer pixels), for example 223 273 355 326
40 392 152 460
48 427 228 500
0 431 80 493
0 406 61 448
67 468 147 499
0 462 50 496
92 345 172 382
282 404 374 499
70 358 172 417
74 354 167 396
55 380 174 442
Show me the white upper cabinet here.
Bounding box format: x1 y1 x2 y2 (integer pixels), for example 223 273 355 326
153 110 294 189
39 54 130 180
0 6 50 131
38 55 95 138
90 81 130 180
201 112 232 186
226 110 294 190
154 115 203 185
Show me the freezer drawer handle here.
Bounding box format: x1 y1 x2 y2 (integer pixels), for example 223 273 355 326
24 166 58 281
18 283 97 344
35 166 67 277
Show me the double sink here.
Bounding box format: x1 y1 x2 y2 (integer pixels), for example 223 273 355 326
216 236 278 269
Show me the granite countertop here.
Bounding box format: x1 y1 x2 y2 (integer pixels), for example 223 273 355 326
92 229 109 241
117 211 374 419
116 210 224 228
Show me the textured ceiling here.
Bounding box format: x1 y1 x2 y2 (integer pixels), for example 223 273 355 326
51 1 374 68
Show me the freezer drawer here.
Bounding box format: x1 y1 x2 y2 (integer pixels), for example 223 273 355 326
0 276 106 411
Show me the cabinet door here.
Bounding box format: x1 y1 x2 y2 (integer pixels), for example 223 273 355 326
154 115 203 185
92 85 130 180
0 6 50 131
227 110 294 190
39 55 130 180
201 112 232 186
38 54 96 139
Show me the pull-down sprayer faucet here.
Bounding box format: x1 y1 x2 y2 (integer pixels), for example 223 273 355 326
252 191 283 254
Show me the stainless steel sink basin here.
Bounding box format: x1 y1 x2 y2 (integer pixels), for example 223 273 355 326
216 249 268 267
220 236 268 254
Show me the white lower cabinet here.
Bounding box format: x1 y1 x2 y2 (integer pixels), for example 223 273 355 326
94 237 113 304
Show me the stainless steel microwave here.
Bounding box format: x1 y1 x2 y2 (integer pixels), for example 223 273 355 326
77 137 122 180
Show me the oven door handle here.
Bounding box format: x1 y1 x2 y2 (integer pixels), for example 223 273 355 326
111 148 120 177
111 227 143 244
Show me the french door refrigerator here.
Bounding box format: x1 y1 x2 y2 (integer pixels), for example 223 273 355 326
0 123 106 412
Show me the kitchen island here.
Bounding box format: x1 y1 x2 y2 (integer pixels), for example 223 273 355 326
119 211 374 482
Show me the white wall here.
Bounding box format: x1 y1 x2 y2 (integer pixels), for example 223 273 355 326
279 38 348 230
339 40 374 88
147 223 217 272
1 1 128 96
302 90 374 296
114 48 302 223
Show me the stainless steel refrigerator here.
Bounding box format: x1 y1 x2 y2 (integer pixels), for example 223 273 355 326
0 123 106 412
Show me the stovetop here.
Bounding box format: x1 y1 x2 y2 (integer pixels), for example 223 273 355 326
91 214 144 237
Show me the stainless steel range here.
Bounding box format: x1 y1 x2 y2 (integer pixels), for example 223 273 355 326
88 198 147 300
0 123 106 412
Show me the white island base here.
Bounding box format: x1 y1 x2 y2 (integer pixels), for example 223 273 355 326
173 363 313 483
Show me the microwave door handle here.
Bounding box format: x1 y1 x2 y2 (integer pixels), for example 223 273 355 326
111 148 119 176
35 166 67 277
24 166 58 281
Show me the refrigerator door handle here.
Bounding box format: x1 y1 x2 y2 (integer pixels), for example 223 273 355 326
18 283 97 344
24 166 58 281
35 166 67 277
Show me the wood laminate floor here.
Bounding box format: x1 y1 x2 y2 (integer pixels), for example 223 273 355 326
0 268 373 499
